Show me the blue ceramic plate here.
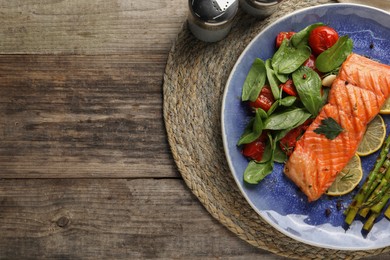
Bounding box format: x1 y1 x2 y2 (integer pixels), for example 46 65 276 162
222 4 390 250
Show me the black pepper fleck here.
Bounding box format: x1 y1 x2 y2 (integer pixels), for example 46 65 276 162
325 208 332 217
336 200 342 211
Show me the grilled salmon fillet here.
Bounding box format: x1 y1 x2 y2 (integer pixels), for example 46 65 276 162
284 54 390 202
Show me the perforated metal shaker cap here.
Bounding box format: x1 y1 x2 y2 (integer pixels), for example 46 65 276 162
189 0 238 24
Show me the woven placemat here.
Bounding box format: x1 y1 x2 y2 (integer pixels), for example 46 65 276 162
163 1 390 259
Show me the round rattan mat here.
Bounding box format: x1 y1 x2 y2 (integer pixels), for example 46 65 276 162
163 0 390 259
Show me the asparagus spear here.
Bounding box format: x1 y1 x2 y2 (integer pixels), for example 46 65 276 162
345 135 390 225
362 190 390 232
385 204 390 219
360 167 390 218
364 156 390 200
363 212 379 232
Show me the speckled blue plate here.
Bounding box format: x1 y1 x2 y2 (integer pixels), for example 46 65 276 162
222 4 390 250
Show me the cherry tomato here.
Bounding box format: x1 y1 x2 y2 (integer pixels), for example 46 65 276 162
249 86 275 111
303 54 316 70
308 26 339 55
279 79 297 96
275 32 295 48
279 119 313 156
242 132 268 161
303 54 322 76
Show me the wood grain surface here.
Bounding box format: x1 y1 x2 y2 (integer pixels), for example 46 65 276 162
0 0 389 259
0 53 176 178
0 179 266 259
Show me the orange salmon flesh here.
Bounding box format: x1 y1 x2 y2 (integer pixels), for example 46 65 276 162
284 53 390 202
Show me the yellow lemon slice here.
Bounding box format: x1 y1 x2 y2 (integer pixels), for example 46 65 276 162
380 97 390 114
326 154 362 196
357 115 386 157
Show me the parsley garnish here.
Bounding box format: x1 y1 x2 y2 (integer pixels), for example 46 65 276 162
314 117 344 140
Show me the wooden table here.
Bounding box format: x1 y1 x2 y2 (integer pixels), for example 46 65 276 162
0 1 388 259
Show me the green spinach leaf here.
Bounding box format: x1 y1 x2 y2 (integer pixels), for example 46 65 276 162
315 35 353 73
237 109 264 145
273 143 288 163
291 23 324 47
264 108 311 130
267 101 279 116
243 133 276 184
273 114 312 142
241 58 267 101
279 96 297 107
292 66 323 116
243 160 274 184
265 59 281 100
274 70 289 83
272 40 311 74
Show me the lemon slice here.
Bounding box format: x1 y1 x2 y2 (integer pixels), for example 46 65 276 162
326 154 362 196
357 115 386 156
380 98 390 114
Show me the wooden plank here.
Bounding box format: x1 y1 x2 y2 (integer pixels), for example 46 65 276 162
0 178 284 259
0 53 176 178
0 0 187 54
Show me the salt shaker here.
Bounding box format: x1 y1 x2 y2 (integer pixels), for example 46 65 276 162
188 0 239 42
239 0 282 19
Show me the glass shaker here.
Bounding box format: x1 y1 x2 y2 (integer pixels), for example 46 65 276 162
239 0 282 19
188 0 239 42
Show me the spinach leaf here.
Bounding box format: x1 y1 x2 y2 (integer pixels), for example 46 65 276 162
259 140 272 163
272 40 311 74
315 35 353 73
279 96 297 107
241 58 267 101
274 70 289 83
292 66 323 116
243 160 274 184
264 108 311 130
243 133 276 184
321 87 330 106
265 59 281 100
237 108 264 145
267 101 279 116
273 143 288 163
257 108 268 119
291 23 324 47
273 114 311 142
274 128 291 142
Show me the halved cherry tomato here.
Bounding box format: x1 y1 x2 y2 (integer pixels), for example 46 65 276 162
308 26 339 55
303 54 316 70
275 32 295 48
279 119 313 156
279 79 297 96
303 54 322 76
242 132 268 161
248 86 275 111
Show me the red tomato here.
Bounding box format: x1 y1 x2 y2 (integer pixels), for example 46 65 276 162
303 54 322 76
303 54 316 70
242 132 268 161
275 32 295 48
279 119 313 156
249 86 275 111
279 79 297 96
308 26 339 55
